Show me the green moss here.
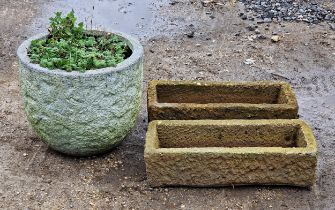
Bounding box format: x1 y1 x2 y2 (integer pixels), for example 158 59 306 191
27 11 131 72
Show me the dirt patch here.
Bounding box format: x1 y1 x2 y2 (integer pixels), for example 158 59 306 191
1 0 335 209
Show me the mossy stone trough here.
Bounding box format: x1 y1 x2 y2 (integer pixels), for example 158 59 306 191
148 80 298 121
144 119 317 187
17 30 143 156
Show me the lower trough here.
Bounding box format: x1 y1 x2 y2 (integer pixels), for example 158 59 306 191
144 119 317 187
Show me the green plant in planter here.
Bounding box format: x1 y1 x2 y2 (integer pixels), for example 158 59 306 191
28 10 131 72
18 10 144 156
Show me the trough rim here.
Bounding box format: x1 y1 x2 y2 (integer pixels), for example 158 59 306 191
148 80 298 108
145 119 317 155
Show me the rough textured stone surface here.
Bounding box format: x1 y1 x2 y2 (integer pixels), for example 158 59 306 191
148 80 298 121
144 120 317 187
17 31 143 156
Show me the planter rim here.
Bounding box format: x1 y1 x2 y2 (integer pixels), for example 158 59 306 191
17 30 143 77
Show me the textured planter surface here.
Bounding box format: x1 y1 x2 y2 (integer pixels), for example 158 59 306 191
17 31 143 156
145 119 317 187
148 80 298 121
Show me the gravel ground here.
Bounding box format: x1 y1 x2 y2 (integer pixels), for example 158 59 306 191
1 0 335 209
239 0 335 24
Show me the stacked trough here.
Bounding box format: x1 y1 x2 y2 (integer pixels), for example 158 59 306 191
144 81 317 187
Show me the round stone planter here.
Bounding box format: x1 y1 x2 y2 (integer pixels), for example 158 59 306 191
17 30 144 156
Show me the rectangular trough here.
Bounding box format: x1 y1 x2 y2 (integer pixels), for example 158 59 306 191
147 80 298 121
144 119 317 187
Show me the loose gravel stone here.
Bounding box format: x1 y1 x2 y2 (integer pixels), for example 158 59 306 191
186 31 195 38
247 24 257 31
271 35 280 42
240 0 335 24
330 23 335 31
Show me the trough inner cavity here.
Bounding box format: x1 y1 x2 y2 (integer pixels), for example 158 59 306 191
156 123 307 148
156 84 289 104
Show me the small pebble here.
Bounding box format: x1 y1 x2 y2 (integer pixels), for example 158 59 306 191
186 31 195 38
246 24 257 31
330 24 335 31
244 58 255 65
271 35 280 42
241 15 248 20
257 35 267 40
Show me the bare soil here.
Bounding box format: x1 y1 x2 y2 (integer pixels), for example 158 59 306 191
0 0 334 209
